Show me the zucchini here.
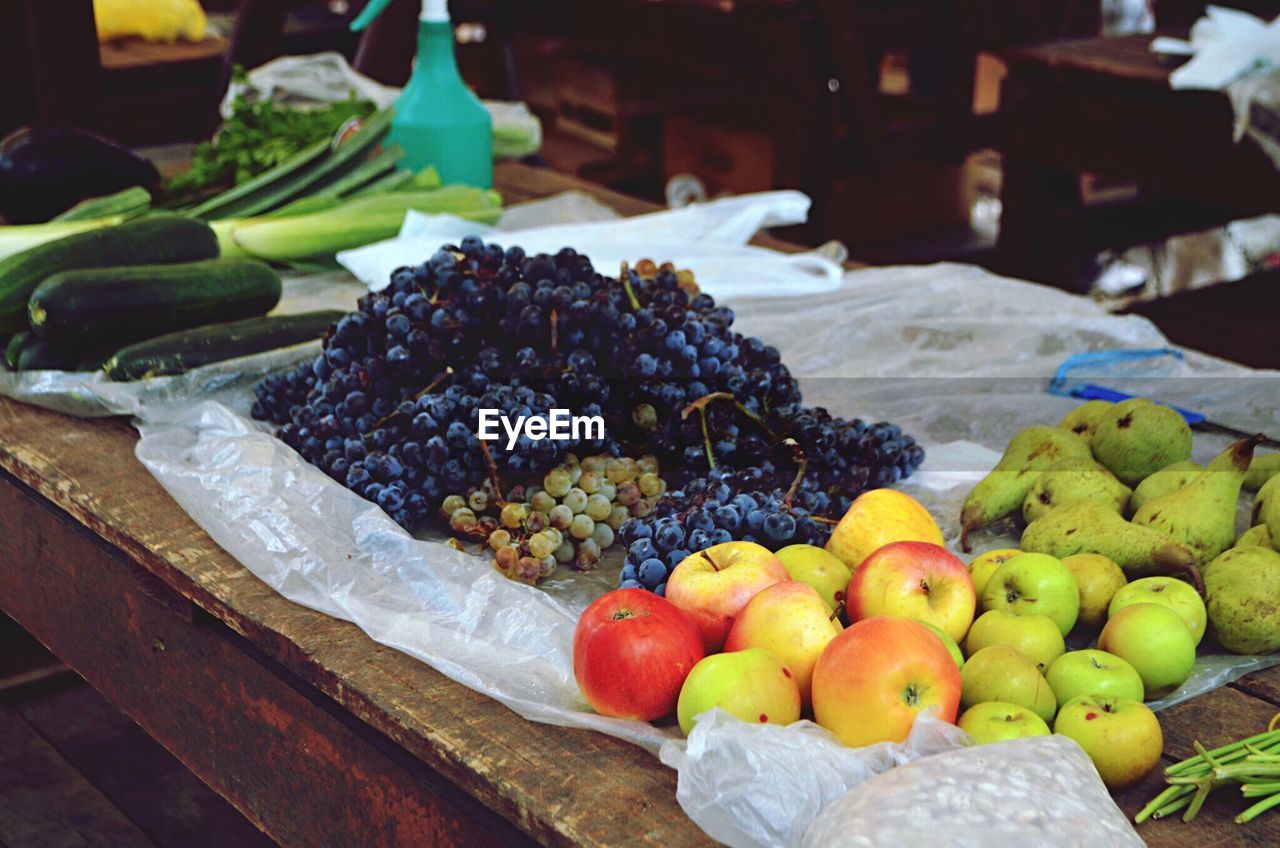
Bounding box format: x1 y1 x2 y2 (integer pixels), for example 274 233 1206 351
16 339 81 371
0 215 219 334
29 258 282 347
105 310 345 381
5 332 31 370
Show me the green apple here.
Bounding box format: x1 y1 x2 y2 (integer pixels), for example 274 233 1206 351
960 645 1057 724
915 619 964 669
1098 603 1196 699
1045 649 1145 705
1062 553 1127 632
968 548 1021 602
963 610 1064 672
676 648 801 735
1053 695 1163 790
958 701 1051 744
774 544 852 613
980 553 1080 636
1108 576 1206 645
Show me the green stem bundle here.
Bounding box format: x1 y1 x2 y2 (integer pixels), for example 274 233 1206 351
1137 729 1280 827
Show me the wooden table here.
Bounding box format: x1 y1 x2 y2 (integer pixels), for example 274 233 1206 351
1 163 1278 847
996 33 1280 290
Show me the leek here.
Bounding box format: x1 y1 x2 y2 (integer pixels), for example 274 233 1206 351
0 218 124 262
53 186 152 222
213 188 502 263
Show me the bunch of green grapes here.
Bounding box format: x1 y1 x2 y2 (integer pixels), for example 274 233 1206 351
438 453 667 584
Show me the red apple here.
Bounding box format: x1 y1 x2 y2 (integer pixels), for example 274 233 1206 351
811 616 962 747
573 588 704 721
847 541 977 643
666 542 791 651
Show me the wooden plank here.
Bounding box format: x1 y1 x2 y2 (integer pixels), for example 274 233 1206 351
0 706 156 848
0 472 533 848
17 684 276 848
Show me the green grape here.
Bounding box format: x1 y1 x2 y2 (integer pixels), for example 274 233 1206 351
563 488 588 514
569 513 595 540
449 507 478 532
526 510 548 533
488 528 511 549
440 494 466 517
543 467 571 498
637 456 659 475
468 489 489 512
590 522 614 550
553 539 575 563
596 480 616 503
528 532 556 559
500 502 528 529
543 527 564 548
578 471 601 494
530 490 556 513
563 453 581 470
538 556 556 579
567 465 583 484
607 504 629 530
606 458 630 484
638 472 662 497
548 504 573 529
515 556 542 584
585 493 611 521
632 403 657 430
582 455 607 474
493 545 519 574
575 538 601 569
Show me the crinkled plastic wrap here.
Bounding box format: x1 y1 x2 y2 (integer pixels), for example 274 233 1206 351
801 735 1144 848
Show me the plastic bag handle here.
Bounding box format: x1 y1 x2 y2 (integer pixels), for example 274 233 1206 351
1048 348 1206 425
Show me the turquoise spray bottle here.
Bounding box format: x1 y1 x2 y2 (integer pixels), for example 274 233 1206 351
351 0 493 187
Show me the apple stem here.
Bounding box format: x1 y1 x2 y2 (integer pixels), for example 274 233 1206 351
700 550 720 572
829 599 846 623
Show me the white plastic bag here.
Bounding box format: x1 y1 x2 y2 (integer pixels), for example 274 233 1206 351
801 735 1144 848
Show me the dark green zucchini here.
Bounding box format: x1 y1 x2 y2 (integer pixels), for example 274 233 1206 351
0 215 218 334
29 258 282 347
16 339 82 371
105 310 344 381
5 332 31 370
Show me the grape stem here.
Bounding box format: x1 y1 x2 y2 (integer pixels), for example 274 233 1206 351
698 407 716 470
550 308 559 354
680 391 777 440
781 438 807 511
618 262 641 311
362 368 452 439
476 439 506 507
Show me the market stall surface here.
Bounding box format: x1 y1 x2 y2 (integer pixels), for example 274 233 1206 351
1 164 1278 847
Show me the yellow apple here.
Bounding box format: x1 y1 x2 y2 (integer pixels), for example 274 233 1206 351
824 489 944 571
725 581 842 707
1108 576 1206 645
774 544 852 613
958 701 1051 744
960 645 1057 723
968 548 1021 601
1062 553 1127 632
963 610 1064 673
676 648 801 735
666 542 791 652
1054 695 1163 790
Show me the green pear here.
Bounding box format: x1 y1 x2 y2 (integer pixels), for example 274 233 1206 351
960 427 1092 550
1254 473 1280 540
1203 546 1280 654
1022 458 1132 523
1091 399 1193 486
1244 452 1280 491
1129 460 1202 515
1058 400 1113 443
1234 524 1273 550
1021 500 1201 591
1131 437 1258 566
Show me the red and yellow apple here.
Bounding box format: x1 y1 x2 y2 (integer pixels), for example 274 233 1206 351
573 588 704 721
666 542 791 652
811 616 962 747
725 581 842 707
676 648 801 735
1054 695 1163 790
958 701 1051 744
847 541 976 643
824 489 944 571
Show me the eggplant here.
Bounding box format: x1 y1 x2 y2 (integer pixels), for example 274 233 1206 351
0 127 160 223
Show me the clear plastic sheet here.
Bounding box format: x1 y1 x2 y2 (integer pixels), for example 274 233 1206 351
801 735 1144 848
